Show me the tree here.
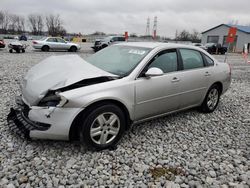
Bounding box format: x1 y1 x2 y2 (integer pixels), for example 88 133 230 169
8 14 18 34
175 29 201 43
176 30 190 41
45 14 66 36
28 14 43 35
90 31 106 36
28 14 37 35
190 30 201 43
0 11 3 26
16 15 25 34
37 15 43 35
0 11 10 34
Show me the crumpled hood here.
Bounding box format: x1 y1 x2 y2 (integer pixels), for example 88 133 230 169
22 55 116 106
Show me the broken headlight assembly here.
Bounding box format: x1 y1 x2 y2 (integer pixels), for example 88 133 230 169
38 93 68 107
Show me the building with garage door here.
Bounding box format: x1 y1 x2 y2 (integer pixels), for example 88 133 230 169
201 24 250 52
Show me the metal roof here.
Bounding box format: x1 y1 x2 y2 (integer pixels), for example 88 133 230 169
202 24 250 34
116 42 205 51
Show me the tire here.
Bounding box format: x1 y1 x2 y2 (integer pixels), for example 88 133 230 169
199 84 221 113
9 49 13 53
69 46 77 52
80 104 126 150
22 49 25 53
41 45 49 52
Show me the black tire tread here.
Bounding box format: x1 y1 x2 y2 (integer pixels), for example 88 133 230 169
80 103 125 150
199 84 220 113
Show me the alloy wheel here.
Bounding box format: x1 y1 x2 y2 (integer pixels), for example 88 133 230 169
90 112 120 145
207 88 219 110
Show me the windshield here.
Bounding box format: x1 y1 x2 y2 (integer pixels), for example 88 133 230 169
86 45 151 76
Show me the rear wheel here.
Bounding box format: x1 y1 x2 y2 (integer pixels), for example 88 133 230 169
21 49 25 53
80 104 126 150
41 45 49 52
199 84 221 113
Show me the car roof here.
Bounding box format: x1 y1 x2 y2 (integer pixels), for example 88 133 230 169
116 42 202 50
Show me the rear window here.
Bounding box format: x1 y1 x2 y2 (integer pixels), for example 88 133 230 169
204 55 214 66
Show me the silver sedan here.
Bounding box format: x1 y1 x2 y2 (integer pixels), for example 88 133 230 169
32 37 81 52
8 42 231 149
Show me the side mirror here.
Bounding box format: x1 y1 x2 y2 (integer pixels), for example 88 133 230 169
145 67 164 77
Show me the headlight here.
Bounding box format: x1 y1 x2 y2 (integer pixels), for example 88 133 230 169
38 93 68 107
56 94 68 107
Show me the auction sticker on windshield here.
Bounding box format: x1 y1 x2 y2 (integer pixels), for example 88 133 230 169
128 49 146 55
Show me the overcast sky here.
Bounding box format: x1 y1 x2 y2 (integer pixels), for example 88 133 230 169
1 0 250 37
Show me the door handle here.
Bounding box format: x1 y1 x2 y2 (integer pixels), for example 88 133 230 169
171 77 180 83
205 71 211 76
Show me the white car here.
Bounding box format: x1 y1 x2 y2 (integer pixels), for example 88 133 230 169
32 37 81 52
8 42 231 150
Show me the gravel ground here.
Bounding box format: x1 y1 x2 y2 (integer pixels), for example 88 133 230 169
0 43 249 188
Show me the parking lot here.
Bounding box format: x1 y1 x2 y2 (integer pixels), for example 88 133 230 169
0 41 249 187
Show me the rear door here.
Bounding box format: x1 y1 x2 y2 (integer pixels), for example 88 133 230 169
134 49 182 120
176 48 212 108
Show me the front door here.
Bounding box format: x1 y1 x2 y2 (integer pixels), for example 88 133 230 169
56 38 68 50
134 49 181 120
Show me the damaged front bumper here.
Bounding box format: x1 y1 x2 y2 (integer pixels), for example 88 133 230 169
7 96 82 140
7 97 51 139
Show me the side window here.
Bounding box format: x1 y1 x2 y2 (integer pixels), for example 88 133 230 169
112 37 118 42
204 54 214 66
56 38 65 43
148 50 178 73
47 38 56 42
119 37 125 41
180 49 204 70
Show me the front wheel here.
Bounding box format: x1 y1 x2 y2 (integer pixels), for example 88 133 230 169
81 104 126 150
199 84 221 113
69 46 77 52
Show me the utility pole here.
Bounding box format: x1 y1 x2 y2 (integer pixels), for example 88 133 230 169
153 16 157 40
146 17 150 36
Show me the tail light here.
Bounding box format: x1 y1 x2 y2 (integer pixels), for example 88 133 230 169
32 41 38 44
